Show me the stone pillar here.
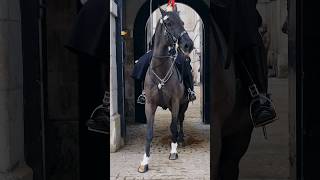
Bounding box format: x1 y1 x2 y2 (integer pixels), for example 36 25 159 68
257 0 288 78
110 0 124 153
277 0 288 78
123 36 135 124
0 0 33 179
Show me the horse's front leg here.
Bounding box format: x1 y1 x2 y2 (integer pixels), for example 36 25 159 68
138 103 157 173
169 102 180 160
177 112 185 146
177 103 188 147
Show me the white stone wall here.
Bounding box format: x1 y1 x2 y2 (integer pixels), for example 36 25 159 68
110 0 124 152
257 0 288 77
178 4 202 85
0 0 24 172
0 0 33 179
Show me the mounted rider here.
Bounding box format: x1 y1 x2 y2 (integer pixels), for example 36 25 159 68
212 0 277 126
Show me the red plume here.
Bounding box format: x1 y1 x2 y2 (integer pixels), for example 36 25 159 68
168 0 175 8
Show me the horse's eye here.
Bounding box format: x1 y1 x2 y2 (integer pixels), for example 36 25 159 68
167 22 172 27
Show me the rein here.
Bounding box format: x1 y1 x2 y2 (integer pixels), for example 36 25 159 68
150 8 187 90
150 46 178 90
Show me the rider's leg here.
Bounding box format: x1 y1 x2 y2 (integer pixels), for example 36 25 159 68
241 42 276 126
183 58 196 101
137 81 146 104
135 51 153 104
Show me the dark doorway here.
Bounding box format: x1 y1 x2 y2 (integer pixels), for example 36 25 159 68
21 0 108 179
20 0 46 179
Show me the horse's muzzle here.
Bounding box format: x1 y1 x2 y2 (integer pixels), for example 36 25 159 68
179 35 194 54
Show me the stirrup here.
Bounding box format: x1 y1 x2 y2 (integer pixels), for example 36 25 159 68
249 94 277 128
137 92 146 104
87 91 110 134
248 84 277 126
187 88 196 102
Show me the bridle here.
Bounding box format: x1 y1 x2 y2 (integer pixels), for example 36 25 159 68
152 14 188 59
150 50 177 90
150 13 188 90
159 15 187 47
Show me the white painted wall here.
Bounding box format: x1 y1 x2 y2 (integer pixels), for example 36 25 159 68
110 0 123 152
0 0 33 179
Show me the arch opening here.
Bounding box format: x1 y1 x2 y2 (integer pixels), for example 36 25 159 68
132 1 211 125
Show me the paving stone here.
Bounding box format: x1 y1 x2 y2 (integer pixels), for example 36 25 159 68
111 86 210 179
111 78 290 179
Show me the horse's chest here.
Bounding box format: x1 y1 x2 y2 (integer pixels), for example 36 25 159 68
147 89 172 109
156 89 171 109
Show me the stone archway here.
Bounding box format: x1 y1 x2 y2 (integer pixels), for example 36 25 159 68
123 0 212 127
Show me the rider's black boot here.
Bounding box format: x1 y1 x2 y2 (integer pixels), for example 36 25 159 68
86 91 109 134
239 41 276 127
251 93 277 127
187 88 196 102
137 90 146 104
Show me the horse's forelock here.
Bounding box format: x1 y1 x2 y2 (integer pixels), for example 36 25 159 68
165 11 184 25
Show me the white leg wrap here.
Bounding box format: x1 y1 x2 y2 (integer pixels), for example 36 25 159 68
141 153 149 165
170 142 178 153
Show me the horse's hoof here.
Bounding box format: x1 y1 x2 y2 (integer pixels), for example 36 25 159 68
169 153 178 160
138 164 148 173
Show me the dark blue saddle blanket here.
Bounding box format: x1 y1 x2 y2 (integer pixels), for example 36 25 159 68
131 50 187 82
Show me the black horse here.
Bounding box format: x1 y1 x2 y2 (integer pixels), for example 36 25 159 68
138 7 194 173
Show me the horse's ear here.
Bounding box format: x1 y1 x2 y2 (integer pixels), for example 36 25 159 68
159 7 166 16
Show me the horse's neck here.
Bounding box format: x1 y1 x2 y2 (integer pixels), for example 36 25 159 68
151 45 173 78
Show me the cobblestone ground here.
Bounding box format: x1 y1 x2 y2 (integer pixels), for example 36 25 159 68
110 86 210 179
111 78 290 180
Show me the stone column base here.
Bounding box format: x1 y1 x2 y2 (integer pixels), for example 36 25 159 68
0 162 33 180
110 113 124 152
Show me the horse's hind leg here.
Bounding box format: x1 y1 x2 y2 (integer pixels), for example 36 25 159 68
138 103 157 173
177 103 188 146
169 102 180 160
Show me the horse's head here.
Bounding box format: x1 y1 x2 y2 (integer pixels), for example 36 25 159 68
158 7 194 55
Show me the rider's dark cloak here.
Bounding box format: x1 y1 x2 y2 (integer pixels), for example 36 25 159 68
212 0 268 93
131 50 190 82
65 0 107 59
212 0 262 53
